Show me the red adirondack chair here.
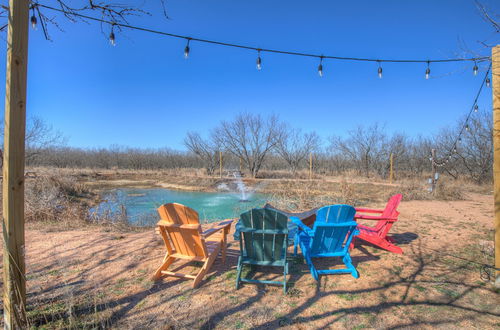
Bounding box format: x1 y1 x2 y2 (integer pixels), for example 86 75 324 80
351 194 403 254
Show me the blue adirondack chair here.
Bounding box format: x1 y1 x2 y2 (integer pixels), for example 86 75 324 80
236 208 289 293
292 204 359 281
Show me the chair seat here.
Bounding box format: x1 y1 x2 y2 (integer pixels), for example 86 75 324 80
239 257 286 266
357 224 378 234
205 240 222 255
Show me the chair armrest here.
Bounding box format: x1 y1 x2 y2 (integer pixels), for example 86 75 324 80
355 214 398 222
355 208 383 214
290 216 314 236
202 227 224 238
202 218 235 238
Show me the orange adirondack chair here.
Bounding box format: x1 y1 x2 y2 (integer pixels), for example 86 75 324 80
152 203 233 288
351 194 403 254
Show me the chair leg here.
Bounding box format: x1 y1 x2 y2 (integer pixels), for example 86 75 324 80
221 237 227 264
305 254 318 281
283 262 288 294
349 237 356 251
152 256 175 280
293 235 298 256
381 239 403 254
343 254 359 279
193 245 220 288
235 257 243 290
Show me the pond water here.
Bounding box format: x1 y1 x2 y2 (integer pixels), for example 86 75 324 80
90 188 268 226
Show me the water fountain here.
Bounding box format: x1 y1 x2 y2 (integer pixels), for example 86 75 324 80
232 172 253 202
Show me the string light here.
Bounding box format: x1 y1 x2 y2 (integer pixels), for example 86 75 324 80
486 77 491 87
474 104 478 112
184 39 191 59
465 124 470 132
377 61 383 79
109 24 116 46
425 61 430 80
256 49 262 70
318 56 323 77
30 8 37 30
473 62 478 76
34 4 490 67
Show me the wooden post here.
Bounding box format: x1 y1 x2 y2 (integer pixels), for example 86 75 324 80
492 45 500 287
3 0 30 328
219 151 222 178
431 149 437 193
239 157 242 173
309 152 312 180
389 152 394 184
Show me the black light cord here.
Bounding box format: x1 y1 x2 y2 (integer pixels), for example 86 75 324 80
36 3 490 64
431 64 492 167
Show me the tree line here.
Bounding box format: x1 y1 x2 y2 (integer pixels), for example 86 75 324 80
18 111 493 184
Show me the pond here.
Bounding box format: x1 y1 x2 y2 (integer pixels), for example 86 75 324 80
90 188 268 226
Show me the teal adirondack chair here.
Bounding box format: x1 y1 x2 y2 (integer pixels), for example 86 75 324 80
235 208 289 293
292 204 359 281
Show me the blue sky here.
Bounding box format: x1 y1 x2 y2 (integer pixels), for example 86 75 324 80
1 0 498 150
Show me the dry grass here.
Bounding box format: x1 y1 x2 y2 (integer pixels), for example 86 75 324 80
400 178 464 201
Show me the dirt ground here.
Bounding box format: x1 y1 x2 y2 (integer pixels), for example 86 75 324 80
2 190 498 329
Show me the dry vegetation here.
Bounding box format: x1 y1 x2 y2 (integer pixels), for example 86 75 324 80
0 183 496 329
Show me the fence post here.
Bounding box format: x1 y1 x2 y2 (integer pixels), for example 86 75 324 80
492 45 500 287
389 152 394 184
2 0 30 327
309 152 313 180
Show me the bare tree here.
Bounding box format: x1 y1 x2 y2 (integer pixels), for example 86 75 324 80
276 128 320 174
330 123 387 178
0 116 65 166
184 132 220 175
214 113 284 178
451 110 493 183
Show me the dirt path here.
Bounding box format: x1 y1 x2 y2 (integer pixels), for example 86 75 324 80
1 193 498 329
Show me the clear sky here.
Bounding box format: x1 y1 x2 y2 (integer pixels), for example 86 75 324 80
0 0 498 150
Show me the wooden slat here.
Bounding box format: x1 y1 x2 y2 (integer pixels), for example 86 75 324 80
157 222 200 229
161 271 196 279
170 253 205 261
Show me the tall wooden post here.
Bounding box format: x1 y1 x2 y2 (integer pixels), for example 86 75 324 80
389 153 394 184
239 157 242 173
492 45 500 287
219 151 222 178
430 149 437 193
3 0 30 328
309 152 312 180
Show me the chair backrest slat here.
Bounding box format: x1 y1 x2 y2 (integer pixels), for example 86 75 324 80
157 203 207 258
310 205 357 256
374 194 403 233
240 208 288 263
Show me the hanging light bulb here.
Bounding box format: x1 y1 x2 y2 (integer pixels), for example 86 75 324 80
458 136 462 143
184 39 191 59
473 62 478 76
30 8 37 30
377 61 383 79
453 147 457 153
486 77 491 88
425 61 430 80
465 124 470 132
474 104 478 112
318 56 324 77
256 49 262 70
109 25 116 46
